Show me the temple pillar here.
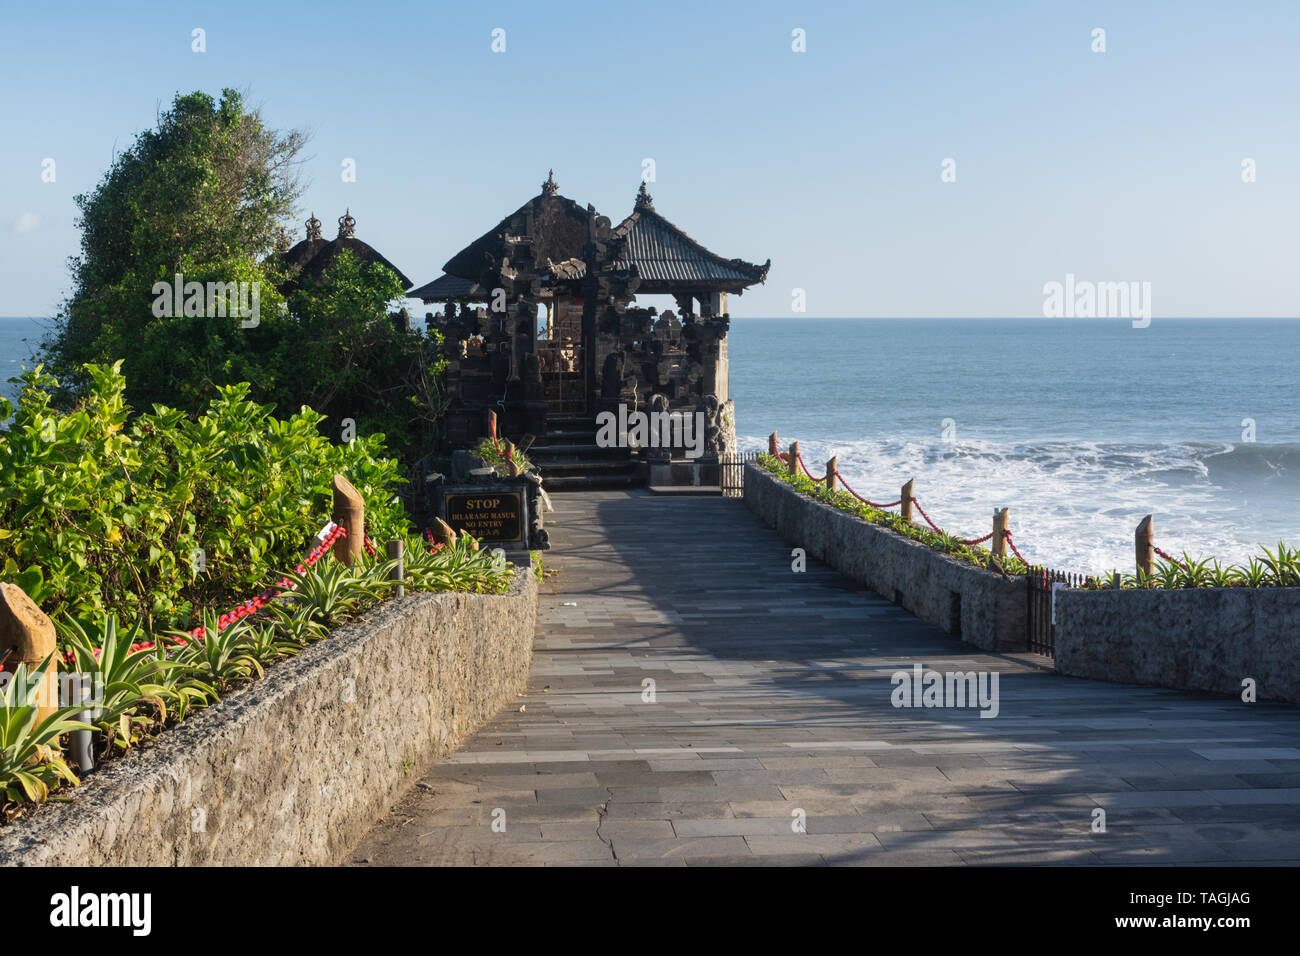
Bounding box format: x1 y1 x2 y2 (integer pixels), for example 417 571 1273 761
705 292 728 316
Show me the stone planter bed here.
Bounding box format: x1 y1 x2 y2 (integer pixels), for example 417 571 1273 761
0 566 537 866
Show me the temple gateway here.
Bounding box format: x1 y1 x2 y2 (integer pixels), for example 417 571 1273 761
408 173 770 491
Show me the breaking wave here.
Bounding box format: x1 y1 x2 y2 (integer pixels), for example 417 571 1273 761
738 434 1300 572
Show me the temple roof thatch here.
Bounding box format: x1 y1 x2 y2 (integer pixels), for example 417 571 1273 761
279 211 413 290
407 273 491 302
441 171 592 286
415 173 770 300
610 184 769 293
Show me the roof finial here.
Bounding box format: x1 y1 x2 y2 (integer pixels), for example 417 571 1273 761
306 212 322 240
541 169 559 196
635 180 654 211
338 209 356 239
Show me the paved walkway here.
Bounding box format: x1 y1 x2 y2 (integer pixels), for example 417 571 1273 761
349 491 1300 866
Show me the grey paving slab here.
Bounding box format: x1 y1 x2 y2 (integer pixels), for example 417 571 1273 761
347 491 1300 867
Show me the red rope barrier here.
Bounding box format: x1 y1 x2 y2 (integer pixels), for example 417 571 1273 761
832 469 901 509
363 536 377 558
912 497 1000 549
1004 530 1029 565
774 444 1036 563
1153 545 1187 570
910 497 945 535
106 524 349 657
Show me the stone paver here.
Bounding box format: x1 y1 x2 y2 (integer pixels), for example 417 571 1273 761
349 491 1300 866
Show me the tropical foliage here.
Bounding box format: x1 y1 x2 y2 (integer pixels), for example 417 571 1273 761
0 362 403 629
35 88 447 468
471 437 532 475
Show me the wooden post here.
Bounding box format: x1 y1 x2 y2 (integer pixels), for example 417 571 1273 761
1135 515 1154 579
768 431 779 456
429 517 457 547
386 539 405 598
826 457 837 490
332 474 365 567
503 439 520 477
900 479 915 523
787 441 799 476
0 583 58 725
487 409 498 444
991 508 1009 559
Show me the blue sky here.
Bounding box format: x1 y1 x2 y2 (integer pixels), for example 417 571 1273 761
1 0 1298 318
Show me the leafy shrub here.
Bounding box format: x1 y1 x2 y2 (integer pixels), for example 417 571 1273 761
471 437 532 475
0 361 405 628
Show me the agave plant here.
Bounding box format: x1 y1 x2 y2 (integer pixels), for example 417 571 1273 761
263 602 330 645
58 614 181 755
1173 555 1216 589
277 561 391 628
170 613 264 693
0 657 93 804
1229 558 1270 588
243 622 302 666
404 533 514 595
1259 542 1300 587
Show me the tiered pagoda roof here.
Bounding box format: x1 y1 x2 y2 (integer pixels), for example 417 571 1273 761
409 173 768 304
609 183 769 294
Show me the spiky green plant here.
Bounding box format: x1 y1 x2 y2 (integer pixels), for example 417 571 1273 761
0 657 92 804
277 561 391 628
170 613 264 693
58 614 183 755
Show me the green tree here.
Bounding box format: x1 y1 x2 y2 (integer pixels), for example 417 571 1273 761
42 88 305 406
281 252 447 463
37 86 446 468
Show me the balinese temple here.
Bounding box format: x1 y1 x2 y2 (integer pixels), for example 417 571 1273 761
409 172 770 489
280 211 413 292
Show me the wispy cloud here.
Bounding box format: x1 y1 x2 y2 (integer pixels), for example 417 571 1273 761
13 212 40 233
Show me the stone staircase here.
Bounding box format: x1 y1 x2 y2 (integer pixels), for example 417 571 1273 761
528 415 642 491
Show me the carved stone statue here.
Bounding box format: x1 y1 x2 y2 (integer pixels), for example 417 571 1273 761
695 393 732 460
646 393 671 462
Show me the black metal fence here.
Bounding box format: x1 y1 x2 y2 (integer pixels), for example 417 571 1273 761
1025 566 1085 656
720 451 758 498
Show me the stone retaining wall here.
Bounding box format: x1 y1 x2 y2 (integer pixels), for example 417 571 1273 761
0 567 537 866
1055 586 1300 705
745 464 1025 651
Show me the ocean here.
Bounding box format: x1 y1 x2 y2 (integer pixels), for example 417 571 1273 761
731 318 1300 573
3 315 1297 573
0 316 46 409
